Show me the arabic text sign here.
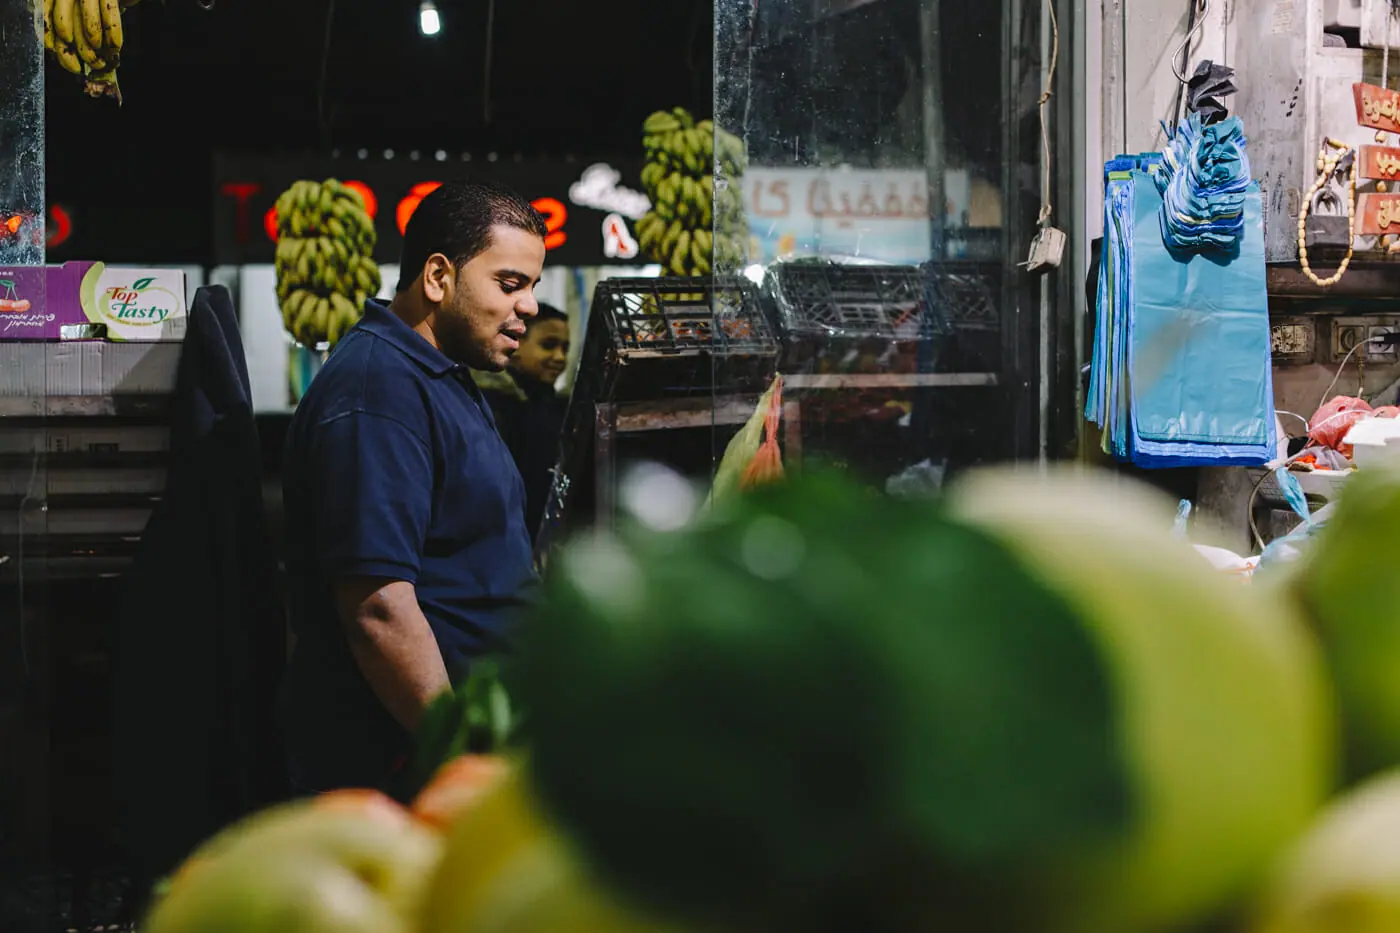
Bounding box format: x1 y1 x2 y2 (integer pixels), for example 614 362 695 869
1357 192 1400 236
1354 83 1400 135
1358 145 1400 181
744 168 932 265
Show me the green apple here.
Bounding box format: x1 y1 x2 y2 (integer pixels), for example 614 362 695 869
144 804 442 933
420 771 677 933
1278 461 1400 782
948 467 1336 933
1246 769 1400 933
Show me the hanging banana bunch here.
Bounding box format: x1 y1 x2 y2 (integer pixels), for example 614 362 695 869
273 179 382 351
43 0 143 102
634 107 750 279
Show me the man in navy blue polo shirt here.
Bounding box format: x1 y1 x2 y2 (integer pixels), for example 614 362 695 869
279 181 546 792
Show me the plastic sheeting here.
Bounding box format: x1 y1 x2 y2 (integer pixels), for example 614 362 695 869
1155 115 1251 252
1085 121 1276 469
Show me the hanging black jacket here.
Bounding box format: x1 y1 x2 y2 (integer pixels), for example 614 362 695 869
111 285 287 890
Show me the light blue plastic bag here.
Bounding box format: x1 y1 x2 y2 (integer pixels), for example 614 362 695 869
1126 177 1276 466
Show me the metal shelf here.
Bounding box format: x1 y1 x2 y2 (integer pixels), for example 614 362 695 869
0 492 163 511
783 373 999 390
0 395 171 419
0 450 168 470
1267 263 1400 301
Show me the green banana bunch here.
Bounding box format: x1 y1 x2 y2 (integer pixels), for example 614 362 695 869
46 0 136 101
638 107 750 277
273 178 381 350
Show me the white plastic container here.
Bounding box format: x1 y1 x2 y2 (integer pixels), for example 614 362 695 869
1344 418 1400 470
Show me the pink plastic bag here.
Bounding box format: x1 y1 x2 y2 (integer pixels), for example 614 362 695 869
1309 396 1373 455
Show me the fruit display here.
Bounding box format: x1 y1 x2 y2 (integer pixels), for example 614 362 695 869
634 107 749 276
1275 461 1400 783
43 0 144 101
140 461 1400 933
272 179 381 351
521 467 1333 933
1245 770 1400 933
419 771 675 933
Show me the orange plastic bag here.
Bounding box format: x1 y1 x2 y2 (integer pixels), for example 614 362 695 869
741 376 785 491
707 374 785 510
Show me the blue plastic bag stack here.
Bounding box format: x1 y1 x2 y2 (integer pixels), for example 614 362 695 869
1085 115 1278 468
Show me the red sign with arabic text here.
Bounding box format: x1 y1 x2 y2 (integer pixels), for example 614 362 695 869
1357 192 1400 236
1354 83 1400 135
1358 145 1400 181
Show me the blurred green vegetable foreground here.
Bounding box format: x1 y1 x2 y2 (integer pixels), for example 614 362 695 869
521 466 1335 933
142 463 1400 933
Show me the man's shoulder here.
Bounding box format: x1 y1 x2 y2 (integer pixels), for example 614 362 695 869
294 331 434 430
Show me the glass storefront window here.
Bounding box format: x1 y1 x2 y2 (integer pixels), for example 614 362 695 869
713 0 1056 489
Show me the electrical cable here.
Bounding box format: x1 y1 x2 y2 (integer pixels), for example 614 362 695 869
1318 339 1367 413
1035 0 1060 227
1383 0 1393 94
1246 467 1271 553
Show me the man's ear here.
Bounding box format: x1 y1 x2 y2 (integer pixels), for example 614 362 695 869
421 253 453 304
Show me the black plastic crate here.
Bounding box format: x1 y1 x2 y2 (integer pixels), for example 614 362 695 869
591 276 777 360
760 261 955 372
763 261 952 339
922 261 1001 330
578 276 778 404
536 276 778 555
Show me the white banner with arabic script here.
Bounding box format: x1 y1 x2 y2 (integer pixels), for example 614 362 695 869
740 167 1001 266
742 167 932 265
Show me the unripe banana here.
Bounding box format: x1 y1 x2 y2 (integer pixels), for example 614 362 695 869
661 220 682 256
675 229 692 272
643 111 682 135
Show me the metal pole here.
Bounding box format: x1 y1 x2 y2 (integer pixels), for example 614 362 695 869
919 0 947 262
0 0 46 264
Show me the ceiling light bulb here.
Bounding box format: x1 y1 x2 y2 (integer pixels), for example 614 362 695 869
419 1 441 36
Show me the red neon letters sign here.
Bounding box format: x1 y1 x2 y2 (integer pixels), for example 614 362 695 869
531 197 567 250
394 185 567 251
225 181 570 253
396 181 443 236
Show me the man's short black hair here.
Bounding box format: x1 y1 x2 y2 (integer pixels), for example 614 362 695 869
396 180 547 293
526 302 567 332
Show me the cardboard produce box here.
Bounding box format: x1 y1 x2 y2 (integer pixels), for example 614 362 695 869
0 261 187 341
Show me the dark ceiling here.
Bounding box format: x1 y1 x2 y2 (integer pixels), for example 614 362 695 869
44 0 714 260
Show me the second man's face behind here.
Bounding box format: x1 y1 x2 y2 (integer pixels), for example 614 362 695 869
435 224 547 371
